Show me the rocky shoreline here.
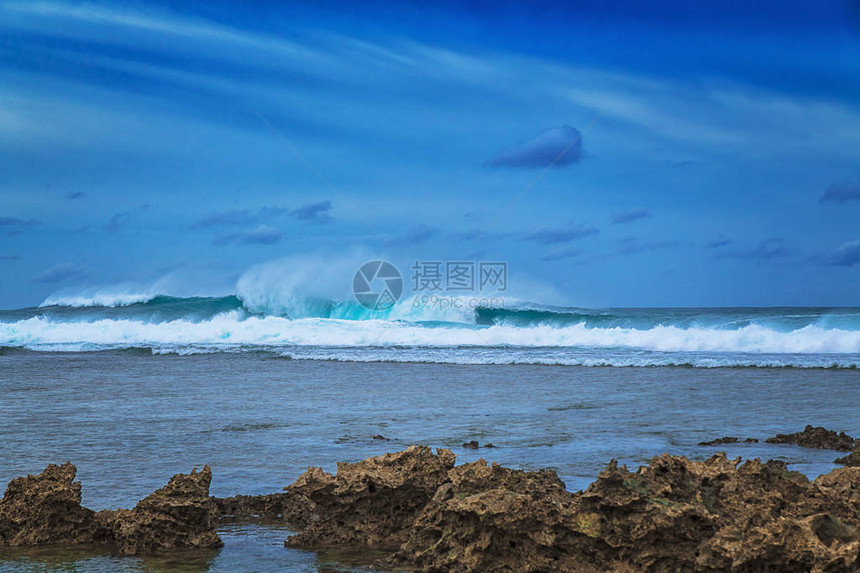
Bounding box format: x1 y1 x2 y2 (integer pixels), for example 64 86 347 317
697 425 860 468
2 428 859 572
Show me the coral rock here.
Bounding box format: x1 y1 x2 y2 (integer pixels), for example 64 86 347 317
0 463 222 555
99 466 222 554
0 463 99 546
835 444 860 467
766 425 856 451
285 445 455 548
281 447 860 573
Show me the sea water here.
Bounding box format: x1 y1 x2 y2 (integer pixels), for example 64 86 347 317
1 299 859 571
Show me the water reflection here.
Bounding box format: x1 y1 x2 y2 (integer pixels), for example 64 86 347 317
0 520 386 573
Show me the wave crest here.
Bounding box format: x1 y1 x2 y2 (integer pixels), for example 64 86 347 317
40 290 162 308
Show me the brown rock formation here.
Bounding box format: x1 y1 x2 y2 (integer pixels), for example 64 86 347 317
835 444 860 467
0 463 101 546
698 436 759 446
383 459 578 572
766 425 856 451
6 447 860 571
98 466 222 554
285 445 455 548
461 440 496 449
0 464 221 555
278 448 860 573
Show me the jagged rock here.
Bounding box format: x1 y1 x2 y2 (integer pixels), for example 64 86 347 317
285 445 455 548
382 459 579 572
0 463 101 546
0 464 222 555
576 454 859 573
698 436 759 446
99 466 222 555
835 444 860 467
278 447 860 573
766 425 856 451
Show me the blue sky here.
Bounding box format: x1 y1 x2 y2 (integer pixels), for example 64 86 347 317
1 0 860 308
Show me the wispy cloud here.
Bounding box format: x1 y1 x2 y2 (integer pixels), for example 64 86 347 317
617 237 678 254
0 216 41 226
487 125 583 169
195 201 333 228
395 224 440 245
32 262 86 283
194 209 260 228
817 239 860 267
0 255 22 261
212 224 282 246
611 208 652 225
540 248 582 261
819 180 860 204
523 223 599 245
290 200 332 224
5 1 313 58
705 237 732 248
720 238 791 261
104 204 149 232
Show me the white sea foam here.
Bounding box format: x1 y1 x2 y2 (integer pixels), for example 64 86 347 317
2 313 860 363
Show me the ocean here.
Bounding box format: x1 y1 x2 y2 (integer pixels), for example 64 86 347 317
3 294 860 367
1 295 859 571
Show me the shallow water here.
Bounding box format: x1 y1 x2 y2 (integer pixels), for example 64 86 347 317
1 351 858 571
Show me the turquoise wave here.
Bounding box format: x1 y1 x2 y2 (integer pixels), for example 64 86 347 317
3 295 860 333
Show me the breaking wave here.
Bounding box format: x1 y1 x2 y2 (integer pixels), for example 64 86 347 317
1 298 860 367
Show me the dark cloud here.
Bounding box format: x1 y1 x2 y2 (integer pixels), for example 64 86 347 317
195 201 334 228
540 248 582 261
0 255 22 260
664 159 695 168
523 223 599 245
487 125 583 169
194 209 259 228
611 208 652 225
617 237 678 254
396 224 441 245
257 206 290 220
0 216 41 226
705 237 732 248
212 225 282 246
104 204 149 232
290 200 332 224
66 191 86 200
449 228 515 243
720 238 791 261
819 180 860 204
819 239 860 267
32 263 86 283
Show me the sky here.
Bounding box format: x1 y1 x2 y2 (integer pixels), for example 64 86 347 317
1 0 860 308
